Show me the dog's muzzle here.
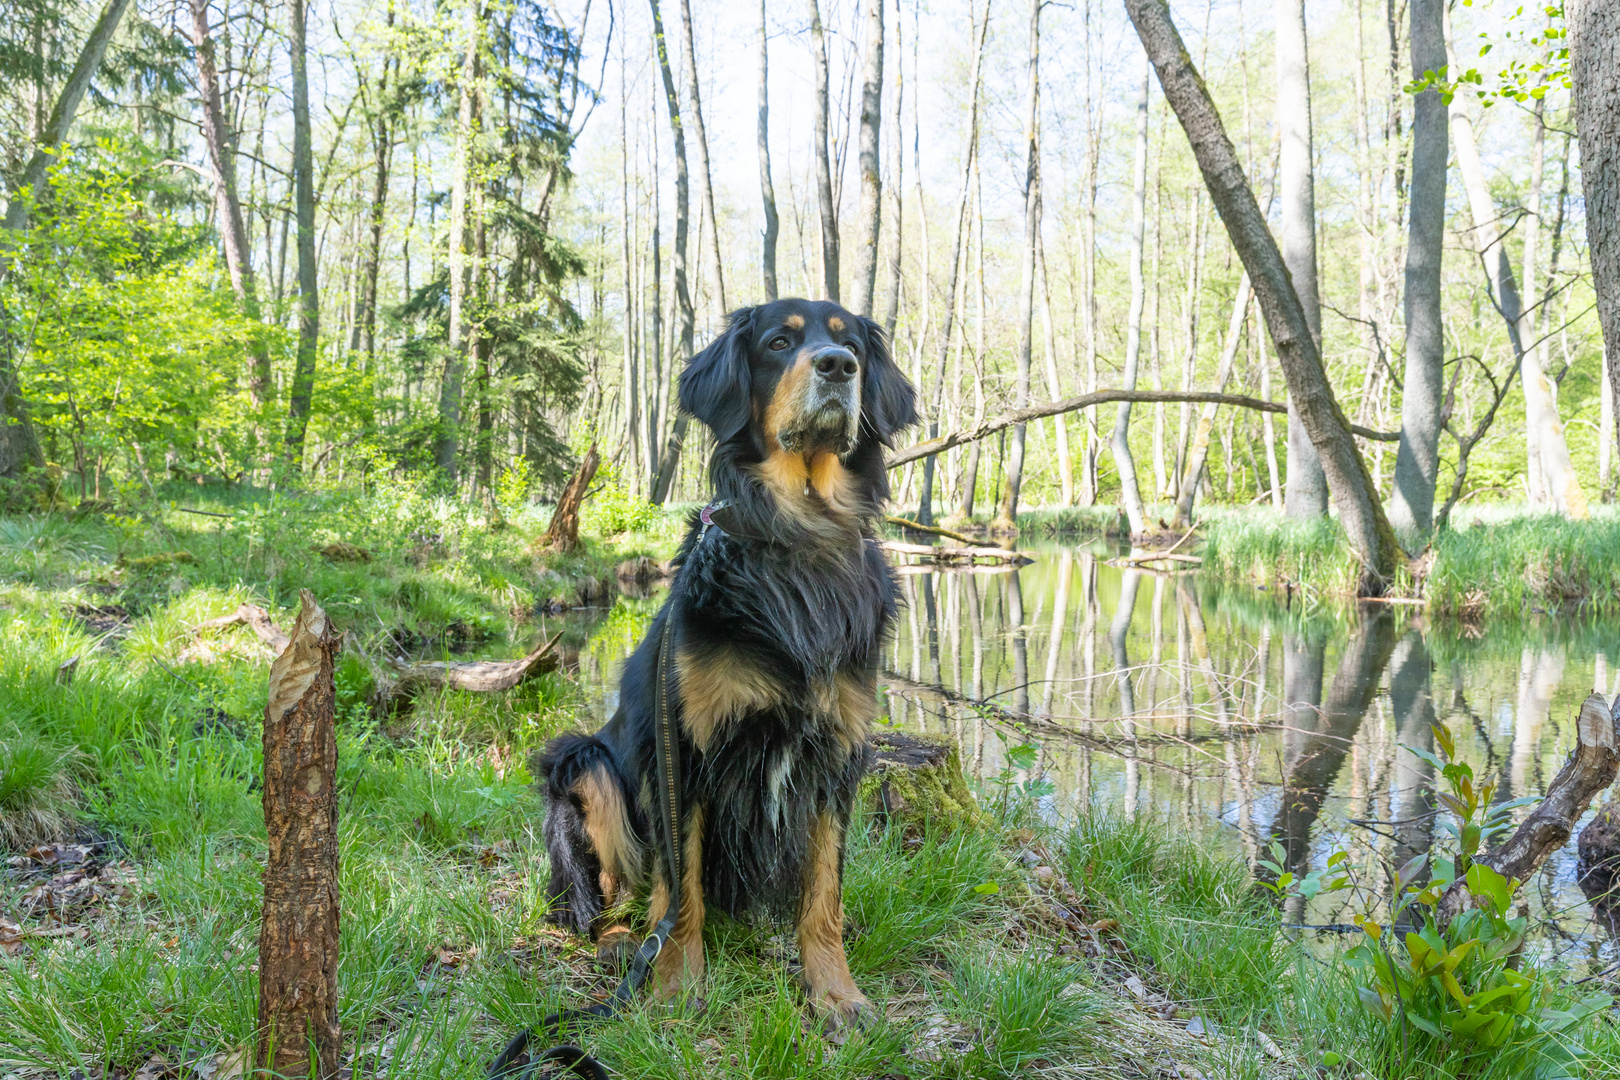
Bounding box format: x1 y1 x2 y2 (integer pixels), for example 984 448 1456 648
780 348 861 454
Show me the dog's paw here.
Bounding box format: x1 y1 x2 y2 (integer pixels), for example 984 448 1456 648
813 990 877 1040
593 927 640 971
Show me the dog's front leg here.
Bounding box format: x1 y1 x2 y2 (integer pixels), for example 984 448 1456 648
649 806 706 1001
796 812 872 1031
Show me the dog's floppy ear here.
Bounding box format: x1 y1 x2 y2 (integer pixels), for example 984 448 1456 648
859 316 917 447
679 308 755 443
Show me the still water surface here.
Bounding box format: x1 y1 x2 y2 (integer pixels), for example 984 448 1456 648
564 541 1620 973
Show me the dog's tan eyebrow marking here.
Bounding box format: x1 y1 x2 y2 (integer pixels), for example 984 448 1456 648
784 314 805 330
826 315 845 333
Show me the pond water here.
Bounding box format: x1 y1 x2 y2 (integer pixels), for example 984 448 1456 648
561 541 1620 974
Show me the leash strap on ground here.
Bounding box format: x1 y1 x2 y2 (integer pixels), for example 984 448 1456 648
486 620 684 1080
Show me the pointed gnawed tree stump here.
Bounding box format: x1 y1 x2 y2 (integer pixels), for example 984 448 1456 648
258 590 342 1080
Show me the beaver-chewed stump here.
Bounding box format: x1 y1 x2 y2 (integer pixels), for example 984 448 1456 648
860 730 984 836
1579 799 1620 892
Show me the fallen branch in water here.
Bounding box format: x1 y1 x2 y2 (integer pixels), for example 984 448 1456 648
1438 692 1619 924
879 540 1032 566
884 515 998 548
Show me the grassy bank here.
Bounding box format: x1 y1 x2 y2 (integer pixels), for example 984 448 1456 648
2 497 1617 1079
1196 505 1620 617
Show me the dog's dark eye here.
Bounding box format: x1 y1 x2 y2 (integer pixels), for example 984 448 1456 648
767 336 791 351
845 342 861 356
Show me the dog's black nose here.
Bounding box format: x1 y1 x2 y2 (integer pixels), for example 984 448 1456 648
812 348 859 383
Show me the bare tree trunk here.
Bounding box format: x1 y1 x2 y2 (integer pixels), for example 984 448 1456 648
757 0 779 302
620 70 642 488
917 2 989 525
1125 0 1400 592
1276 0 1327 519
1259 320 1282 508
258 592 341 1080
2 0 133 235
1113 57 1152 537
650 0 695 503
1446 13 1587 520
284 0 321 468
1172 277 1253 526
1387 0 1447 542
995 0 1040 529
190 0 273 413
1604 347 1615 501
352 5 397 364
1037 235 1072 504
436 5 478 485
952 161 988 523
678 0 725 314
1570 0 1620 480
808 0 839 302
849 0 884 315
881 0 905 333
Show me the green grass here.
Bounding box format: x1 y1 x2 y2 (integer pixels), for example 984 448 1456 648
2 490 1617 1079
1197 504 1620 618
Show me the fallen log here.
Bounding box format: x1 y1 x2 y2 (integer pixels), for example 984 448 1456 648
1112 552 1203 567
1440 692 1619 924
880 540 1032 566
197 607 560 709
384 631 562 696
196 603 290 653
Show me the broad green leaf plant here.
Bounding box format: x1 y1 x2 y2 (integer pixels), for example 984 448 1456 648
1262 721 1609 1076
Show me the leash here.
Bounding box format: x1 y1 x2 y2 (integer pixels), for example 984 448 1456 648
488 620 685 1080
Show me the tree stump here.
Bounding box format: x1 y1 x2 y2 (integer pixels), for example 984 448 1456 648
258 591 342 1080
537 443 600 553
860 730 984 835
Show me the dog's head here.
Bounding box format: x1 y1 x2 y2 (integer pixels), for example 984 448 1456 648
679 299 917 457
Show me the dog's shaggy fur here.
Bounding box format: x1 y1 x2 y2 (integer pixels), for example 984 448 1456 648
538 298 917 1027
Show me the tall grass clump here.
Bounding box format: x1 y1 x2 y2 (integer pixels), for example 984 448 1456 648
1427 510 1620 618
1196 508 1365 598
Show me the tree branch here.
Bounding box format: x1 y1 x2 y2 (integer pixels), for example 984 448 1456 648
885 389 1398 470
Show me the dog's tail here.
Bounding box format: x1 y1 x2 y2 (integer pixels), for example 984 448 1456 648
538 733 642 936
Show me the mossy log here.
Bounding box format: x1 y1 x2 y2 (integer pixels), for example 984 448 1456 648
860 730 984 835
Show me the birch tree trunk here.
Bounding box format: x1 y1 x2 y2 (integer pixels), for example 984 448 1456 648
881 0 905 333
436 3 478 484
650 0 695 503
1125 0 1400 592
1276 0 1328 519
284 0 321 467
1037 235 1072 504
1389 0 1449 542
757 0 779 302
995 0 1040 529
190 0 273 414
849 0 884 315
1172 277 1253 527
1113 57 1152 537
1446 14 1587 520
1570 0 1620 480
621 76 642 487
351 3 396 365
678 0 726 314
917 3 989 525
808 0 839 302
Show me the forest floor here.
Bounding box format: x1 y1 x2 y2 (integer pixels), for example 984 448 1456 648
1 484 1617 1079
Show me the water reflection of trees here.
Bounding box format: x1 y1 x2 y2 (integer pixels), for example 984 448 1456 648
875 548 1615 956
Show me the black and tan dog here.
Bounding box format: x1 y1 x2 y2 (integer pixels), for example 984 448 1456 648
538 298 916 1029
